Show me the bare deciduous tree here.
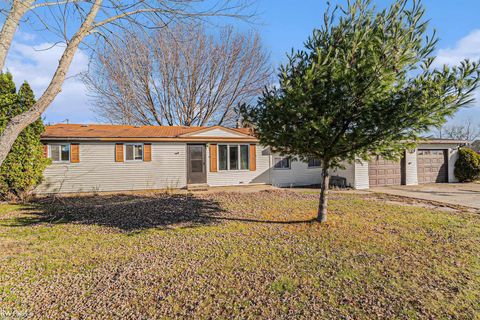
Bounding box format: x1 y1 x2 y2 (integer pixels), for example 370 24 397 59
436 119 480 142
83 23 272 127
0 0 251 167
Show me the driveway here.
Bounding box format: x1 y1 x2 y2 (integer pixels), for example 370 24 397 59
371 183 480 209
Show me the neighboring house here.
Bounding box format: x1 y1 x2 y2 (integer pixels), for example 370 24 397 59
37 124 466 194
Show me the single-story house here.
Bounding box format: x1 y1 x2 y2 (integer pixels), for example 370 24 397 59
37 124 466 194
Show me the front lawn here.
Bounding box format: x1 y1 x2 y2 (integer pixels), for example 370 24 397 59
0 190 479 319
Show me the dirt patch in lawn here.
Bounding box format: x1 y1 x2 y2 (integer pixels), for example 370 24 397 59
1 190 479 319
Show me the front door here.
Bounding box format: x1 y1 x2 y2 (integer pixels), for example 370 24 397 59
187 144 207 184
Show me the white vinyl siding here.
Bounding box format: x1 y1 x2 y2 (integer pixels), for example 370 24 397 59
192 128 246 137
331 162 355 188
404 149 418 185
353 160 369 189
36 142 187 194
448 148 459 183
270 156 322 187
37 139 464 194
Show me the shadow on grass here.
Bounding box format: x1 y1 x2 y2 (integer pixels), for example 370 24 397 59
5 192 317 232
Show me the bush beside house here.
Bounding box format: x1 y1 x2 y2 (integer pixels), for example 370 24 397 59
454 148 480 182
0 73 49 200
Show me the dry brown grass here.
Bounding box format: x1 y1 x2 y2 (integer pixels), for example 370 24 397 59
0 190 479 319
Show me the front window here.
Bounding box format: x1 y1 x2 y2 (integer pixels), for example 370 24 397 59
240 145 249 170
50 144 70 162
229 145 239 170
274 157 291 169
219 145 228 170
125 144 143 161
218 144 249 171
308 158 321 168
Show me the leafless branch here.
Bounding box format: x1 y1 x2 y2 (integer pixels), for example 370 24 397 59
0 0 255 166
436 119 480 142
30 0 84 10
83 22 272 127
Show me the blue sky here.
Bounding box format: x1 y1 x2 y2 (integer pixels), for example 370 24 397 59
4 0 480 124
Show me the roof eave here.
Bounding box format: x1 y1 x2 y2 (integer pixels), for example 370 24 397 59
41 136 259 143
418 139 468 145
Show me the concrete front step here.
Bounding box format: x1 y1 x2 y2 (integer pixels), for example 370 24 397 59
187 183 209 191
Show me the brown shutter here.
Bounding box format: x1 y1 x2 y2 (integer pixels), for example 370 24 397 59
70 143 80 163
43 144 49 158
144 143 152 162
249 144 256 171
209 144 218 172
115 143 124 162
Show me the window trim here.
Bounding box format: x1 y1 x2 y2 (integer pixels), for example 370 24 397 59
49 143 71 163
307 158 321 168
217 144 250 171
124 143 144 162
274 157 291 170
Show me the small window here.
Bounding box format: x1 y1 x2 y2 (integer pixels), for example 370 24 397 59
219 145 228 170
49 144 70 162
125 144 143 161
240 145 249 170
218 144 249 171
308 158 321 168
274 157 291 169
229 145 239 170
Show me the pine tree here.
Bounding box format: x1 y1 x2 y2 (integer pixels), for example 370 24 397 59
0 73 49 200
242 0 480 222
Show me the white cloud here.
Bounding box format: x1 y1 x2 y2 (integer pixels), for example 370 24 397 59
435 29 480 67
4 35 95 124
434 29 480 123
15 30 37 42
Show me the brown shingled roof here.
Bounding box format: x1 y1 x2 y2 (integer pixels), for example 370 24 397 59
41 124 256 141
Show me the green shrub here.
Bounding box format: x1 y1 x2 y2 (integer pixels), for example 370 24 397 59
0 72 49 200
454 148 480 182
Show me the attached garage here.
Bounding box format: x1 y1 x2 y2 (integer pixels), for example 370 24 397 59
417 149 448 183
369 156 403 187
329 140 465 189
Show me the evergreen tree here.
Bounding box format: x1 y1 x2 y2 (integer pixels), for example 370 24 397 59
0 73 49 200
242 0 480 222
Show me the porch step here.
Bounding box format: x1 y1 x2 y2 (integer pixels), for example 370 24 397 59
187 183 209 191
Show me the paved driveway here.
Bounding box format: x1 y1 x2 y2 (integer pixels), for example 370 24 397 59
371 183 480 209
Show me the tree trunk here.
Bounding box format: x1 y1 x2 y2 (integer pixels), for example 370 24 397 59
0 0 33 70
0 0 103 167
317 167 330 222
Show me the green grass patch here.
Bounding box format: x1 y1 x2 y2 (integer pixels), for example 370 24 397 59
270 276 297 295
